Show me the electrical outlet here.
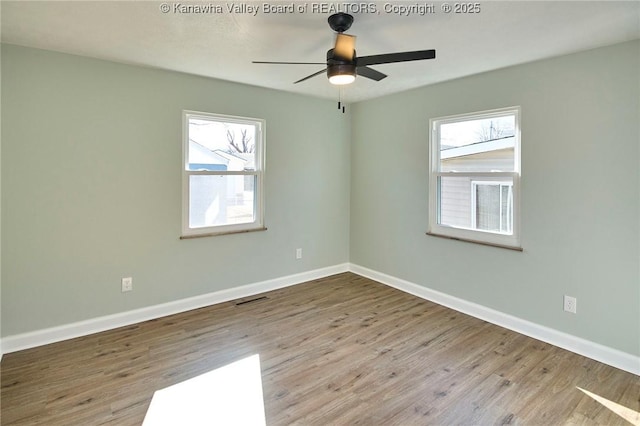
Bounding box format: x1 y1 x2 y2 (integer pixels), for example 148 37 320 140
122 277 133 292
296 248 302 259
563 295 576 314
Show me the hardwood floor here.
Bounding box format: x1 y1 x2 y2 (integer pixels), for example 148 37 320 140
1 273 638 425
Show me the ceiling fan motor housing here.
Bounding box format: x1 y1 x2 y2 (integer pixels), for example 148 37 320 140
326 48 357 81
327 63 357 81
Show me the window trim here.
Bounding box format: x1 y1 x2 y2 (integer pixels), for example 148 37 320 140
181 110 266 238
428 107 521 249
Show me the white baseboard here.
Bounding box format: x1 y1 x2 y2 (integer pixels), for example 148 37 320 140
1 263 349 355
2 262 638 376
349 263 640 376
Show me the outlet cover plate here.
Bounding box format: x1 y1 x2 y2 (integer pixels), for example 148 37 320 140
563 295 576 313
122 277 133 292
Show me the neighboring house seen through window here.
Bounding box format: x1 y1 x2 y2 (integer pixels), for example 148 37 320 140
182 111 265 237
428 107 521 249
472 181 513 233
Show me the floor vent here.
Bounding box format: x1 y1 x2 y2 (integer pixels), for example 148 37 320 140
235 296 268 306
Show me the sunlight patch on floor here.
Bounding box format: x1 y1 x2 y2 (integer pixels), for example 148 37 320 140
577 387 640 426
143 354 266 426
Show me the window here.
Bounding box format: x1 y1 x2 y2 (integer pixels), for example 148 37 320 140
428 107 521 249
182 111 265 237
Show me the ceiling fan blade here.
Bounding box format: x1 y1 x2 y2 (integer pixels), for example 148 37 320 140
334 34 356 60
357 49 436 66
253 61 326 65
357 66 387 81
294 68 327 84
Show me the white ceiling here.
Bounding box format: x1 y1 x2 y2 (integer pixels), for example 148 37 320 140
2 1 639 103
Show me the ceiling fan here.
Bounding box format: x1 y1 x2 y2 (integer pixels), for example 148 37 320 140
253 12 436 86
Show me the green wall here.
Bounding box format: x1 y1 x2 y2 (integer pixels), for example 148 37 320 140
2 41 639 358
0 43 3 356
1 44 350 335
350 40 640 356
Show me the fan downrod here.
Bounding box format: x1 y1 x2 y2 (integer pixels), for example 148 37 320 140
328 13 353 33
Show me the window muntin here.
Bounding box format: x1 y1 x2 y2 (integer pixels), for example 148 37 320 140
182 111 265 237
429 107 521 248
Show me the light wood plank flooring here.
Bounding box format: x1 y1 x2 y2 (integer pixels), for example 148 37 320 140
1 273 638 425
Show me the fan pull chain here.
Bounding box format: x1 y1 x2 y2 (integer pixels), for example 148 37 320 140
338 89 346 114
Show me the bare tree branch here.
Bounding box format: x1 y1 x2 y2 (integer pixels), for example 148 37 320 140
227 128 254 153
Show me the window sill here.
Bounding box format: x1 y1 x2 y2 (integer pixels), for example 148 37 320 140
181 227 267 240
426 232 523 252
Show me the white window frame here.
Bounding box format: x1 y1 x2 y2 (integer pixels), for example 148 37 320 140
181 110 266 238
428 107 521 249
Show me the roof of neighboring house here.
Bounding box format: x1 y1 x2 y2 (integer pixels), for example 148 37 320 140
188 139 231 170
214 150 255 170
213 150 247 162
441 136 515 160
188 140 256 171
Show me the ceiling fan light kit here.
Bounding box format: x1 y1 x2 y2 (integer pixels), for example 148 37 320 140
328 70 356 85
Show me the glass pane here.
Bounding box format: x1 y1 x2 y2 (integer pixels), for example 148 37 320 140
189 175 255 229
476 185 501 232
440 114 515 172
188 118 257 171
438 176 473 229
472 181 513 234
438 176 513 235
